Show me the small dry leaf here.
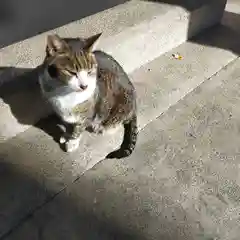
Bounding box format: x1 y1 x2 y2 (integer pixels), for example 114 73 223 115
172 53 183 60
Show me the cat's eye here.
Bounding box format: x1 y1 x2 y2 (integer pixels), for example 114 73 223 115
48 65 58 78
67 70 77 76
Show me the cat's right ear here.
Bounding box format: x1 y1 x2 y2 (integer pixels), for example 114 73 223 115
46 34 69 56
83 33 102 52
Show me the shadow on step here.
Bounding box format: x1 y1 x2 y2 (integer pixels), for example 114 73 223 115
0 66 46 125
0 159 193 239
191 11 240 56
0 161 143 239
0 37 97 143
0 66 65 144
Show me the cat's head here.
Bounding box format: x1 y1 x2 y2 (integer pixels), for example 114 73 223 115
43 33 102 92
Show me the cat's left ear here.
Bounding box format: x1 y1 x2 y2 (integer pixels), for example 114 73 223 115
83 33 102 52
46 34 69 56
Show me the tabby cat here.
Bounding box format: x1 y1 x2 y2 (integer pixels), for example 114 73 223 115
38 33 138 158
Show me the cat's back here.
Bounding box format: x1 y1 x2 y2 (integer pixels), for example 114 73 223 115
94 50 133 87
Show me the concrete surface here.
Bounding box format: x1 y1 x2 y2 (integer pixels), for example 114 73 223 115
0 0 228 142
0 2 240 237
0 0 128 48
0 0 226 71
3 44 240 240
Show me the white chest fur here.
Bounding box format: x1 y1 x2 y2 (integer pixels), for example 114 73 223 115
49 91 89 123
39 71 97 123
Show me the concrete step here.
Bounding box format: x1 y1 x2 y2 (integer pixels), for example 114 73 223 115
4 33 240 240
0 5 239 237
0 0 227 141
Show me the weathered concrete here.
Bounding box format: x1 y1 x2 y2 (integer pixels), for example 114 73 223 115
0 0 226 71
4 48 240 240
0 6 239 237
0 0 227 140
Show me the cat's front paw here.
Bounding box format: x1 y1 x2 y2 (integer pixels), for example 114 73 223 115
65 137 81 152
59 136 67 144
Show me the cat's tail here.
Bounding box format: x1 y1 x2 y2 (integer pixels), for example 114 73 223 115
106 114 138 159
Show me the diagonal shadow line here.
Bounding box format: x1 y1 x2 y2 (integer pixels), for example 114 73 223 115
0 160 146 240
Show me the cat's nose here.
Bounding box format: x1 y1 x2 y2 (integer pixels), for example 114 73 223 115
79 83 87 90
77 77 87 90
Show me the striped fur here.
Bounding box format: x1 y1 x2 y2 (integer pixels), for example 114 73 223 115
39 33 138 158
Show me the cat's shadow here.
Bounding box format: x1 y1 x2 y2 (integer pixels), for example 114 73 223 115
0 65 70 147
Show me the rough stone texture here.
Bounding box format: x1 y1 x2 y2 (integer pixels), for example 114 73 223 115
0 0 226 71
0 3 240 237
4 52 240 240
0 8 235 142
101 0 227 73
0 0 227 140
